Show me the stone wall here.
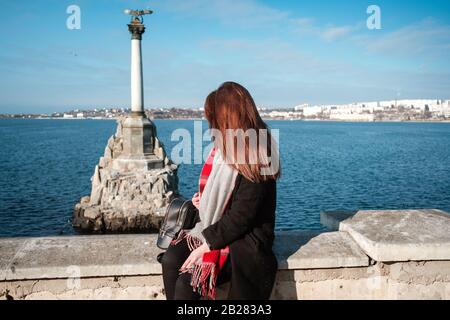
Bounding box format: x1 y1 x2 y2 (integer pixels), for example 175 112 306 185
3 260 449 300
1 210 450 300
274 261 450 300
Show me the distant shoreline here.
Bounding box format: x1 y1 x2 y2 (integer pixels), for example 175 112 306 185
1 117 450 123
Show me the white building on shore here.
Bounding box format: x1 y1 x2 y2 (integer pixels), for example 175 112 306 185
297 99 450 120
294 103 309 112
330 113 375 122
303 106 324 117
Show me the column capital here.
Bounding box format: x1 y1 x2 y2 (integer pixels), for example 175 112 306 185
128 20 145 40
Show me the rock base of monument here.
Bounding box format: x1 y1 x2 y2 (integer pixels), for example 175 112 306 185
72 118 178 232
112 155 165 172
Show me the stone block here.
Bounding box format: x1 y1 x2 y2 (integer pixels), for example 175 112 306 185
2 235 163 281
339 209 450 262
274 230 369 269
0 238 27 280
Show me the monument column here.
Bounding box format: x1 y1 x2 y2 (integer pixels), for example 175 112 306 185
113 10 163 172
129 20 145 117
73 8 178 233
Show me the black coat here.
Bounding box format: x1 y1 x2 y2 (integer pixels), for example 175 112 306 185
201 173 278 300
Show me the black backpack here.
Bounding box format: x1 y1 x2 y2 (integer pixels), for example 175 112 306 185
157 197 200 250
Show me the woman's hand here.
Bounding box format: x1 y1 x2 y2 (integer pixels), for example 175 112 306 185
180 242 210 272
192 192 200 210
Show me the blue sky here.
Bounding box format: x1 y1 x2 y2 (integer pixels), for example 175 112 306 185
0 0 449 113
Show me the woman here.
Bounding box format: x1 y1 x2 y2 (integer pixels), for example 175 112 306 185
161 81 280 300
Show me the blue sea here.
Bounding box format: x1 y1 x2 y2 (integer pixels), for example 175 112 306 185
1 119 450 237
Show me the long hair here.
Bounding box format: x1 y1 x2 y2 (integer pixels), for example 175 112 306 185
204 82 280 182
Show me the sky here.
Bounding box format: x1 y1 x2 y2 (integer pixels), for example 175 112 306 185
0 0 449 114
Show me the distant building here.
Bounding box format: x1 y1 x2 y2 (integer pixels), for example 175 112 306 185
430 100 450 117
63 114 74 119
303 106 323 117
76 112 84 118
330 113 375 122
267 111 299 119
294 103 309 111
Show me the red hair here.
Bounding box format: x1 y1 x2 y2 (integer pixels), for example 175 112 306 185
204 82 280 182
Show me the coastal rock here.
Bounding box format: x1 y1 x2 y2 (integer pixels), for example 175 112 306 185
84 206 101 220
80 196 90 205
89 165 103 205
73 118 178 232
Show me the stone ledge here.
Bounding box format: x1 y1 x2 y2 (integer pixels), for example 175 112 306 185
4 207 450 283
0 235 164 281
0 230 369 281
2 222 450 300
336 209 450 262
274 231 369 269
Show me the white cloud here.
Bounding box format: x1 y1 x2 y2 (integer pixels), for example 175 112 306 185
362 18 450 56
152 0 357 43
290 17 356 42
292 17 315 28
320 26 354 41
151 0 289 27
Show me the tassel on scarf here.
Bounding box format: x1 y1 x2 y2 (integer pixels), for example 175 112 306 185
189 262 217 300
174 232 221 300
170 230 187 246
171 230 203 251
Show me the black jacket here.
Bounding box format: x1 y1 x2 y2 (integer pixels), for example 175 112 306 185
201 173 278 300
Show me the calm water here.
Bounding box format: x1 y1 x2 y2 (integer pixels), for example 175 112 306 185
1 119 450 237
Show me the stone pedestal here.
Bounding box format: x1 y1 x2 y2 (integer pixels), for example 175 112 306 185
112 116 164 172
73 118 178 232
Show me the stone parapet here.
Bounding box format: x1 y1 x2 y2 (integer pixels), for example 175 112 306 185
2 209 450 300
322 209 450 261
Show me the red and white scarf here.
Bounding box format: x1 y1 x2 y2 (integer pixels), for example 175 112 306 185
171 147 238 299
